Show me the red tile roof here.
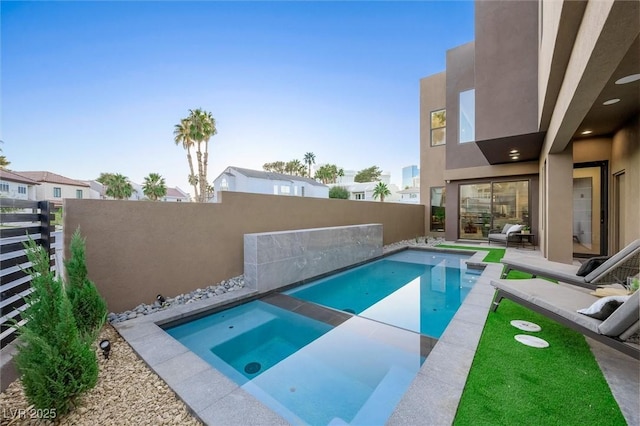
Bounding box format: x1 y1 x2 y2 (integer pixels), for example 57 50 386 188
15 171 90 187
0 169 40 185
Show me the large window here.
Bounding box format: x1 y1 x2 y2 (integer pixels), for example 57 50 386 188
459 180 529 239
0 183 8 192
18 186 26 194
53 187 62 198
430 109 446 146
430 187 446 231
459 89 475 143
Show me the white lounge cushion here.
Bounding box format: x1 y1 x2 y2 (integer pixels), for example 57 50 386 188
501 223 513 234
508 224 523 234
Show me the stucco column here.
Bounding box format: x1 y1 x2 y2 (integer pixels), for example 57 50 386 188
545 148 574 263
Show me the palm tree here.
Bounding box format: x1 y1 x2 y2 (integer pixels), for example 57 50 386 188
372 182 391 202
286 159 305 176
173 118 199 201
142 173 167 201
187 108 217 202
303 152 316 178
104 174 133 200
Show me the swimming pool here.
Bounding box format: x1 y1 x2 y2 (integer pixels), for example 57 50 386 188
164 249 480 425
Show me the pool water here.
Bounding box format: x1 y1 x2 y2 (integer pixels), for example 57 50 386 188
164 249 480 425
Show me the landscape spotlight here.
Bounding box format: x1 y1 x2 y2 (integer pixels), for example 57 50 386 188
157 294 166 305
99 339 111 359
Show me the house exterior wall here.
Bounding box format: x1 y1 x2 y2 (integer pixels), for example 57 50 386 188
213 169 328 200
475 0 539 140
445 42 486 170
420 72 447 235
611 114 640 247
64 191 424 313
0 180 36 200
34 181 88 204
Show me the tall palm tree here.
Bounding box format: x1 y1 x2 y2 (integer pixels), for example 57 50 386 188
142 173 167 201
173 118 199 201
104 174 133 200
303 152 316 178
372 182 391 202
187 108 217 202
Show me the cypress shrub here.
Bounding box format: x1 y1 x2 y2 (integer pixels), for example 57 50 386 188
15 238 98 415
65 228 107 341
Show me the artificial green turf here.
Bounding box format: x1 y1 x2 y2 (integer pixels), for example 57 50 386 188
437 243 623 424
453 299 626 425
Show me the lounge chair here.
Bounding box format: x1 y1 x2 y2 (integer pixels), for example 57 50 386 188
488 223 523 248
500 239 640 289
490 278 640 359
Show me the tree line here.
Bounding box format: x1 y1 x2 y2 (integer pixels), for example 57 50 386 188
96 172 168 201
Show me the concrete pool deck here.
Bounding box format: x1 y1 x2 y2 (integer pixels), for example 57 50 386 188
113 244 639 425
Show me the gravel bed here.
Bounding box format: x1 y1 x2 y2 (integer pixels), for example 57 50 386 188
0 325 202 426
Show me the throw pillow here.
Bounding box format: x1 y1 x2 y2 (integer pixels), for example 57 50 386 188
501 223 513 234
507 224 523 234
577 295 630 320
576 256 609 277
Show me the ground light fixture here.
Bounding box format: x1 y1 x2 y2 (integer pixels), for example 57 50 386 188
99 339 111 359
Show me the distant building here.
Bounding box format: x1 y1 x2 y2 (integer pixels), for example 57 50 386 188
163 187 191 202
0 169 39 200
212 166 329 202
15 171 89 207
397 187 420 204
329 181 401 203
402 165 419 189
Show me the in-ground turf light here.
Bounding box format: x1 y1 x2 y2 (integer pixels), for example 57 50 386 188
99 339 111 359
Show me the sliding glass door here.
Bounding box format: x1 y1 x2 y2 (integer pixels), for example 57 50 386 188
459 180 530 240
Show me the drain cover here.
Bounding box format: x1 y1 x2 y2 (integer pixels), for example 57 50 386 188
244 362 261 374
343 308 356 314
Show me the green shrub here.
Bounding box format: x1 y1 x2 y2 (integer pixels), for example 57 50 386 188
329 186 349 199
15 238 98 416
65 228 107 341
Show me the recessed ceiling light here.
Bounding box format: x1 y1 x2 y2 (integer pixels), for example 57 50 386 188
603 98 620 105
581 130 593 135
615 74 640 85
510 149 519 154
511 156 519 160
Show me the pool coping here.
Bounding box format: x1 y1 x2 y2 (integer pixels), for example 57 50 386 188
113 246 497 425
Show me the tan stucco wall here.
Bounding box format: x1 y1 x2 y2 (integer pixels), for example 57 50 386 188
420 72 447 235
64 192 424 312
611 115 640 246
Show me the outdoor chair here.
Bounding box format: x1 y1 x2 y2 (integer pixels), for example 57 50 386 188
500 239 640 289
490 278 640 360
488 223 524 248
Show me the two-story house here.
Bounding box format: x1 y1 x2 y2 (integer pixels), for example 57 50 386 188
420 0 639 262
0 170 39 200
212 166 329 202
15 171 90 208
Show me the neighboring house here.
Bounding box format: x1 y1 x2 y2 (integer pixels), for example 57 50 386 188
85 180 107 199
212 166 329 202
420 0 639 262
163 187 191 202
15 171 89 207
397 187 420 204
0 169 39 200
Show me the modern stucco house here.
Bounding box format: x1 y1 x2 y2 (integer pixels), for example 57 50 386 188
212 166 329 201
421 0 639 263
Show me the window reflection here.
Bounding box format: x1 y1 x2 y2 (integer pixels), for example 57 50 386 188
459 90 475 143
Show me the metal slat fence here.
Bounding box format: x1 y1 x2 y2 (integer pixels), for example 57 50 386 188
0 199 54 348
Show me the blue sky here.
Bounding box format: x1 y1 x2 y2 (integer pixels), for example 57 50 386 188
2 1 474 193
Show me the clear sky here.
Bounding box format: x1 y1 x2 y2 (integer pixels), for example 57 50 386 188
2 1 474 194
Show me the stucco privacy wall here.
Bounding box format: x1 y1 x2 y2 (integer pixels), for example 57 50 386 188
244 224 383 293
64 191 424 313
